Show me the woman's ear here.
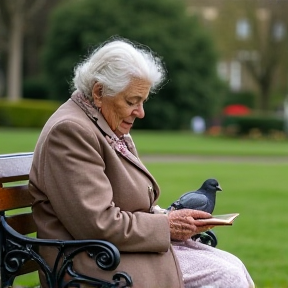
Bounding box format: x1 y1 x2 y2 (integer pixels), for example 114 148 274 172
92 82 103 108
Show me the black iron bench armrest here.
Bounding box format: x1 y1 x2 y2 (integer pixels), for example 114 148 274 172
0 216 132 288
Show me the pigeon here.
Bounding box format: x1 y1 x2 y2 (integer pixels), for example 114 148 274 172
167 178 222 214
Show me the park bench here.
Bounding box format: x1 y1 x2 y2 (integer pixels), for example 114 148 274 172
0 152 133 288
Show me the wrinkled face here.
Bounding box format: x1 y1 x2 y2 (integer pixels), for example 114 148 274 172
93 78 151 137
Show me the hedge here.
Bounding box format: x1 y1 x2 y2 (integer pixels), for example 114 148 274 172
222 115 285 136
0 99 62 128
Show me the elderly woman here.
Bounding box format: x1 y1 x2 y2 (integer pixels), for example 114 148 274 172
29 38 254 288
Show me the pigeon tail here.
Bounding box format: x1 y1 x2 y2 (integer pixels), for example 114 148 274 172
167 200 184 211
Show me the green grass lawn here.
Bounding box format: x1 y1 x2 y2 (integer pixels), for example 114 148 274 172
0 128 40 154
1 128 287 156
146 161 288 288
132 130 288 157
1 128 288 287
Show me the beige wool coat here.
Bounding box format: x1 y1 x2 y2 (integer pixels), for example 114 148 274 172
29 94 184 288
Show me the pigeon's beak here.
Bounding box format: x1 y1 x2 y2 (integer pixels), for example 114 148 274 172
217 185 222 191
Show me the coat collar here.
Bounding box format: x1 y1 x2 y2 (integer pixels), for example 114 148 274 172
70 91 154 178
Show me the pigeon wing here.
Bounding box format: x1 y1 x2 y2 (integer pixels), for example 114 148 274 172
179 192 209 211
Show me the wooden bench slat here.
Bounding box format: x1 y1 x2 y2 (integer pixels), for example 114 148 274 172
0 153 33 183
0 186 34 211
0 174 29 183
6 213 36 235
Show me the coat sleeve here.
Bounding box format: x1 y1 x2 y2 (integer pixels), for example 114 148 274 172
39 119 171 253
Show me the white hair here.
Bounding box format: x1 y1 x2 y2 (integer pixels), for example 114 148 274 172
72 37 166 100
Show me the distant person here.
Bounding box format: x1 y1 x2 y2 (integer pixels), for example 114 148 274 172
191 116 206 134
29 37 255 288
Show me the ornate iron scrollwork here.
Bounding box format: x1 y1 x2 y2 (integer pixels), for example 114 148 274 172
0 216 133 288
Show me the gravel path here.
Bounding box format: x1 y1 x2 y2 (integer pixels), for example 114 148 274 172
140 154 288 164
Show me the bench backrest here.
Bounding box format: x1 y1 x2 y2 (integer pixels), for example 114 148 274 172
0 152 34 230
0 152 37 276
0 153 132 288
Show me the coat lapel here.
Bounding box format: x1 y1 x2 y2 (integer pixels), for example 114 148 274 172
106 134 153 176
70 91 154 179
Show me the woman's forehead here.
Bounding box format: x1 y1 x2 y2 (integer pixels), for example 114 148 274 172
124 78 151 95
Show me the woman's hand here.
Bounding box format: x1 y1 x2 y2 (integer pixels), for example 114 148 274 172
168 209 212 241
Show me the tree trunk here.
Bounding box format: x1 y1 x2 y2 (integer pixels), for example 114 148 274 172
7 8 23 101
259 78 271 114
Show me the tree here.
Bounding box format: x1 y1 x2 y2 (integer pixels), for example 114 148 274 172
43 0 224 129
0 0 47 101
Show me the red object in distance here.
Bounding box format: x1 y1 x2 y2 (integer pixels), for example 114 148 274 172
223 104 251 116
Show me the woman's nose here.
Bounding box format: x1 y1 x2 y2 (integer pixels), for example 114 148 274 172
133 103 145 118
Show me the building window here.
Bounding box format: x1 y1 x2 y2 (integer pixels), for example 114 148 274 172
217 62 228 81
273 22 285 41
217 61 241 90
230 61 241 91
202 7 218 21
236 19 250 40
256 8 270 21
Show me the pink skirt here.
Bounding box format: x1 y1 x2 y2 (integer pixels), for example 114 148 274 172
172 239 255 288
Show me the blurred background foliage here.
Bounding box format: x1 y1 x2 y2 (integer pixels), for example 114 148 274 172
0 0 288 136
0 99 60 127
42 0 224 130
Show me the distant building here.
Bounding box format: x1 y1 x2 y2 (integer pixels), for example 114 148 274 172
184 0 288 103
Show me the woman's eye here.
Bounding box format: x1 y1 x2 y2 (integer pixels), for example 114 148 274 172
126 100 134 106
